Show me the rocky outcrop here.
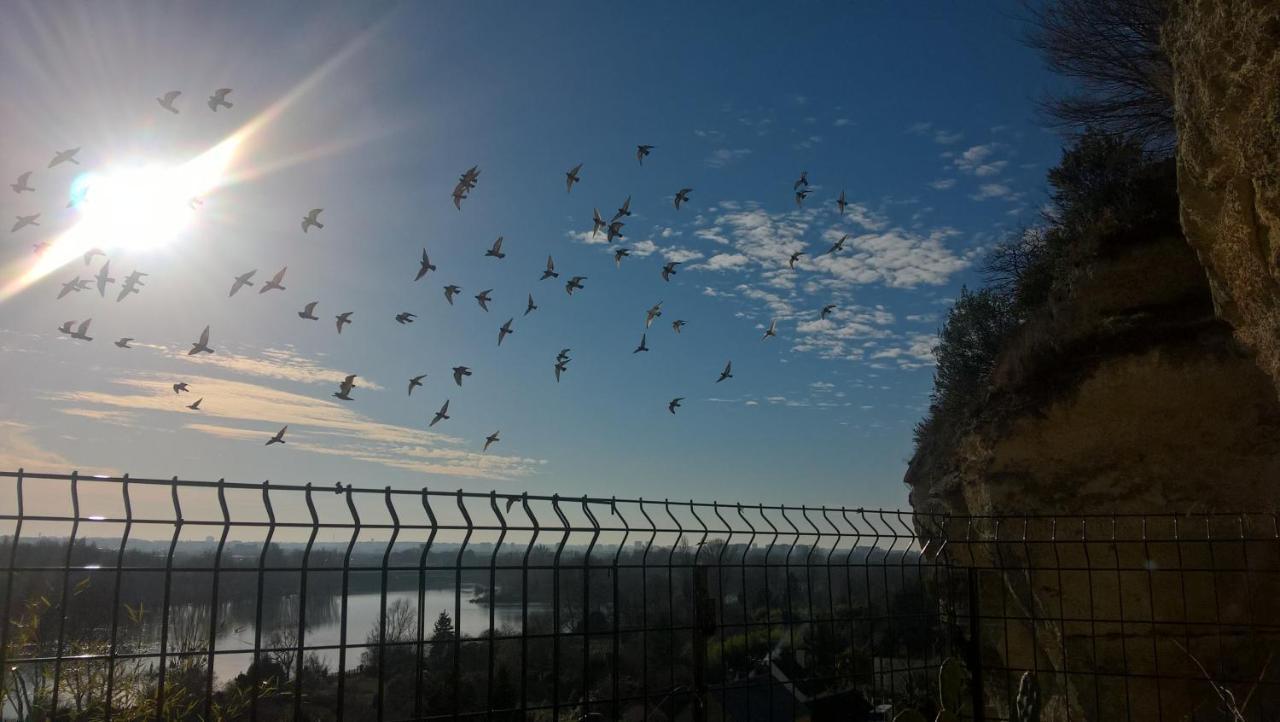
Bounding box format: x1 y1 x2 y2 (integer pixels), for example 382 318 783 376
1165 0 1280 393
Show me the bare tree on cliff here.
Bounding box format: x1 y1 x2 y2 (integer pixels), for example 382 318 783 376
1024 0 1175 153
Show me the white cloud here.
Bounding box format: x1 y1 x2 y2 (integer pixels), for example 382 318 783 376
973 160 1008 177
933 130 963 144
972 183 1013 201
661 246 704 263
833 118 851 127
567 229 607 246
954 144 998 173
696 253 750 272
929 178 957 190
705 148 752 168
630 239 659 257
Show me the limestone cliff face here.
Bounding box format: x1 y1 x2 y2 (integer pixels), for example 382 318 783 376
1165 0 1280 393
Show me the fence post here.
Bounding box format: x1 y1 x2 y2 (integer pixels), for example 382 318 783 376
967 566 985 722
692 564 715 722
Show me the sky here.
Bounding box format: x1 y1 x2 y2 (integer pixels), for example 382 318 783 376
0 1 1067 512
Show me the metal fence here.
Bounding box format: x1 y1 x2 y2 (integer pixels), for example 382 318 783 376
2 470 1278 722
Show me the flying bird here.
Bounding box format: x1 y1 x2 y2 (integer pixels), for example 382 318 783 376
633 333 649 353
452 366 472 387
826 234 848 255
611 195 631 223
83 248 106 265
591 209 607 239
395 312 416 324
821 304 836 319
333 374 357 401
485 237 505 259
614 248 630 267
57 320 75 335
11 171 34 193
301 208 324 233
788 251 804 269
415 249 436 281
836 189 848 215
566 276 586 295
32 242 49 255
57 276 83 300
761 320 777 341
672 319 686 333
565 163 582 193
260 267 287 293
157 90 181 113
12 214 40 231
498 318 514 346
795 189 812 208
636 144 654 165
186 398 203 411
668 397 684 414
475 289 493 312
451 166 480 209
408 374 426 396
117 270 146 302
661 262 680 282
115 337 133 349
674 188 692 210
207 88 233 111
451 186 468 210
554 360 568 383
717 361 733 383
69 319 93 341
266 426 287 446
645 302 663 328
429 400 450 427
444 285 461 305
335 312 353 334
298 301 320 320
541 255 558 280
607 220 625 243
48 148 80 168
94 263 115 296
557 348 571 362
173 383 189 394
794 171 809 190
524 293 537 316
483 431 500 452
189 325 213 355
229 270 256 297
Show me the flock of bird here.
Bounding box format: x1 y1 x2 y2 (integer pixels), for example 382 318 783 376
10 86 860 456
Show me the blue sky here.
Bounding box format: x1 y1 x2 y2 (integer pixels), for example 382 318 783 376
0 1 1065 510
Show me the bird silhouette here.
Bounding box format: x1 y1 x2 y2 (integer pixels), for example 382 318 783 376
189 326 213 355
554 359 568 383
614 248 631 267
498 318 514 346
591 209 607 239
452 366 471 387
12 214 40 231
646 302 663 328
395 312 416 325
795 189 812 208
661 262 680 282
557 348 571 362
566 276 586 296
611 196 632 223
636 145 654 165
794 171 809 190
451 166 480 209
541 256 559 280
115 337 133 349
672 319 687 333
475 289 493 312
820 304 836 319
668 397 684 414
415 249 437 281
483 431 500 452
335 312 353 334
837 189 848 215
485 237 505 259
117 271 146 302
429 400 450 427
565 163 582 193
11 172 34 193
260 267 287 293
826 234 848 255
408 374 426 396
57 276 83 300
69 319 93 341
266 426 287 446
57 320 75 335
607 220 625 243
333 374 356 401
83 248 106 266
298 301 320 320
207 88 233 111
186 398 203 411
524 294 537 316
717 361 733 383
444 285 461 305
674 188 692 210
157 91 181 113
173 383 189 394
229 270 256 297
788 251 804 269
761 320 777 341
49 148 80 168
634 333 649 353
301 208 324 233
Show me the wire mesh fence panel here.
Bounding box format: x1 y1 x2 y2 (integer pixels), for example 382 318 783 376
2 470 1278 721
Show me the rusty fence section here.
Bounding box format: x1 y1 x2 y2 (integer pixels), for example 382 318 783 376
1 470 1279 721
